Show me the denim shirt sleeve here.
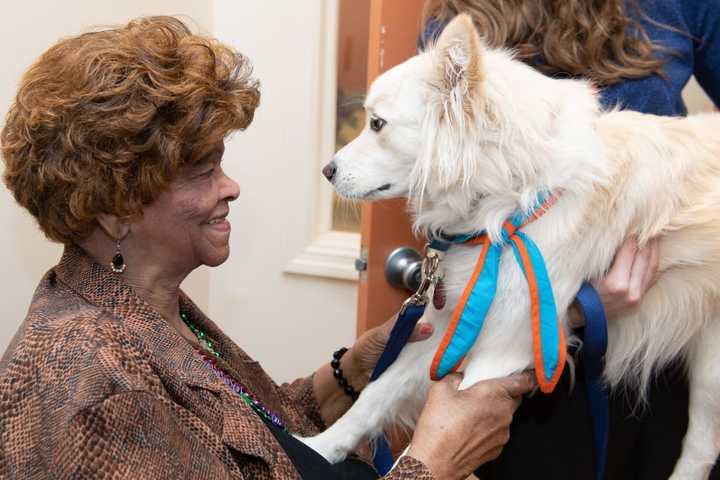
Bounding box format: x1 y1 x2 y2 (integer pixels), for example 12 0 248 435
418 17 448 51
683 0 720 106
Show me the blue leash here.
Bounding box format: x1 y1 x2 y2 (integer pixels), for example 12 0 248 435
369 303 428 474
575 282 609 480
369 303 428 383
367 243 449 473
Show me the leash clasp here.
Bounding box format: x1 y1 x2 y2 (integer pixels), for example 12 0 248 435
399 247 442 314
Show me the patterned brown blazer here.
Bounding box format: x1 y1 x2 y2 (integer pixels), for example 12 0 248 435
0 246 433 479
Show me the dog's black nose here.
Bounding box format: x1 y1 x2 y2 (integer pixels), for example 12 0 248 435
322 161 337 182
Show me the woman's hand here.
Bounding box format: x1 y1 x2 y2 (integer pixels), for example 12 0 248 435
408 372 535 480
342 314 434 390
569 237 661 328
313 314 433 425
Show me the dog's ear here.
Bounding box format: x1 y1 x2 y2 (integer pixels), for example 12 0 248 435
434 13 484 106
411 15 486 200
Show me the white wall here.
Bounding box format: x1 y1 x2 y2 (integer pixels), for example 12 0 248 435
210 0 358 382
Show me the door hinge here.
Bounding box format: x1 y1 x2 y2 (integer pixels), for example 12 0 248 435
355 248 368 272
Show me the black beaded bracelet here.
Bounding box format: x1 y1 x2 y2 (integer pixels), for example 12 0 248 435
331 348 360 401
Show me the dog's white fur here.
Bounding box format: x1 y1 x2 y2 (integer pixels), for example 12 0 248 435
302 15 720 478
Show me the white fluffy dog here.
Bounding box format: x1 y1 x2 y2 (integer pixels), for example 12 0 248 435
303 14 720 478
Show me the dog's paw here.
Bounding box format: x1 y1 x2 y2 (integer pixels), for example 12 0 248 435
296 434 350 464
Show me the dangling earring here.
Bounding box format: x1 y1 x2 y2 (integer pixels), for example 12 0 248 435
111 239 126 273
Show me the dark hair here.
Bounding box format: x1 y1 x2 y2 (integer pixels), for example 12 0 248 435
422 0 666 85
1 16 260 244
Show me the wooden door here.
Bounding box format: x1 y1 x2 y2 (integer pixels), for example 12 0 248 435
357 0 427 335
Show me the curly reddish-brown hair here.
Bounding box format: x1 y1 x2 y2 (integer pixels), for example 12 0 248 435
1 16 259 244
423 0 667 86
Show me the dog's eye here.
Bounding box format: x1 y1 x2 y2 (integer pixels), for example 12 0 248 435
369 116 387 132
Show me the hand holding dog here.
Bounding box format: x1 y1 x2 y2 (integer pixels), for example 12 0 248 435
596 237 661 316
408 372 535 480
570 237 660 327
313 315 433 425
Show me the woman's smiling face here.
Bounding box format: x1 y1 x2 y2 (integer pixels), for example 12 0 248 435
129 141 240 274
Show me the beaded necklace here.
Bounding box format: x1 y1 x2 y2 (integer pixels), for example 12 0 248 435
180 312 289 431
181 312 221 358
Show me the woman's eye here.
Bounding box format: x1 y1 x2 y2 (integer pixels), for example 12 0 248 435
198 166 215 178
370 116 387 132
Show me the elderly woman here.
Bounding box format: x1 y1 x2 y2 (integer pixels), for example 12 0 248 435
0 17 533 479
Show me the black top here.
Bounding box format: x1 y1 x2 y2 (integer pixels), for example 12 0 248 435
259 413 379 480
476 358 720 479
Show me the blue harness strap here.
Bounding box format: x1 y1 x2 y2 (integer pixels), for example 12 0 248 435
574 282 609 480
429 194 566 392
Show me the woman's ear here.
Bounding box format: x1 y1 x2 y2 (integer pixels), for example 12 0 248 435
96 213 131 241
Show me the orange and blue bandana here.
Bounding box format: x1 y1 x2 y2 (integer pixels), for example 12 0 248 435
429 192 566 393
